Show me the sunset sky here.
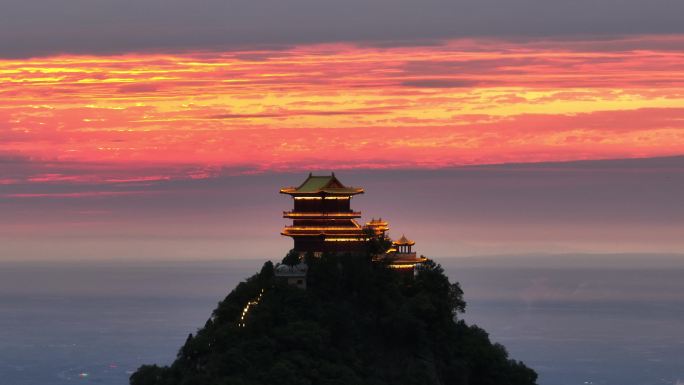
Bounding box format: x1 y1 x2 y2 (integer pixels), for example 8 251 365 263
1 0 683 260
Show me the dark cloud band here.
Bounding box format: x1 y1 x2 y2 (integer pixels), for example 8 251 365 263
2 0 684 57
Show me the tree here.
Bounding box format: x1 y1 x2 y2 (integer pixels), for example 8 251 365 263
131 252 536 385
282 249 300 266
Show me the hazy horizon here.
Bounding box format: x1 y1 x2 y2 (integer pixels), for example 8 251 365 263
3 155 683 261
2 255 683 385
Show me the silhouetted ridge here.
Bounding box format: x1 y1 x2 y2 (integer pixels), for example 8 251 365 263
131 252 537 385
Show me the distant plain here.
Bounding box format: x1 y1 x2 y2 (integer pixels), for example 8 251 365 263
1 254 682 385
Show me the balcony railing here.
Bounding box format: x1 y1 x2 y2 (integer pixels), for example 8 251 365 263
283 211 361 218
281 225 367 237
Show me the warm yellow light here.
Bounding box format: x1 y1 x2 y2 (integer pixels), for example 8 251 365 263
284 211 361 217
292 196 350 200
238 289 265 328
283 226 362 230
388 264 415 269
324 238 368 242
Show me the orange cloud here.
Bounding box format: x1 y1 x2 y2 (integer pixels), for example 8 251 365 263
1 36 683 180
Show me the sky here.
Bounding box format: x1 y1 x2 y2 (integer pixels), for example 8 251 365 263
1 0 683 261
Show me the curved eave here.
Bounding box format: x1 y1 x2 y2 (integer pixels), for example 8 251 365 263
281 233 369 240
282 231 369 236
366 225 389 230
384 257 427 269
281 227 369 237
381 251 427 264
283 211 362 219
390 256 428 264
393 241 416 246
279 188 364 196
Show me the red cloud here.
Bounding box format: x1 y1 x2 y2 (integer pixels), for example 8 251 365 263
1 35 683 180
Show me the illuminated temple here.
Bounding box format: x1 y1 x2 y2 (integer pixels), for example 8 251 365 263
379 234 428 271
280 173 367 253
280 173 427 272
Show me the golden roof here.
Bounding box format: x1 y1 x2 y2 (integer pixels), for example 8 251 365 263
367 217 388 225
365 218 389 230
280 173 364 196
393 234 415 246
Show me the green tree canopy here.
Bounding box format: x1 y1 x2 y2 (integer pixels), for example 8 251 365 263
131 252 537 385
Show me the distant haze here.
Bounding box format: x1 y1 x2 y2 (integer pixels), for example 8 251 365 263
2 156 682 261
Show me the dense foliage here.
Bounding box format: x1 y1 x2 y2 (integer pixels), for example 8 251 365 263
131 252 537 385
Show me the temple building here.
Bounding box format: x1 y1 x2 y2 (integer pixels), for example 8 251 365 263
280 173 427 274
380 234 428 272
365 218 389 237
280 173 368 254
274 263 308 289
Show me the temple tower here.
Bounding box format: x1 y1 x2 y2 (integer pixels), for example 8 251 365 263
393 235 415 254
280 173 368 253
384 235 427 274
365 218 389 238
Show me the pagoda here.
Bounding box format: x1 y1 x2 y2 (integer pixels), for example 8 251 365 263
382 235 428 271
281 173 368 254
365 218 389 237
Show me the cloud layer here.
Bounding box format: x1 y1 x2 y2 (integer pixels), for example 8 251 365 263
2 36 684 179
3 0 684 57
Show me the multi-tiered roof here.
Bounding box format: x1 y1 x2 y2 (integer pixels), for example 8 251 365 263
383 234 427 270
280 173 364 197
281 173 368 253
365 218 389 237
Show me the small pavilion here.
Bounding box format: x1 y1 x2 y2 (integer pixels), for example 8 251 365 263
365 218 389 237
382 234 428 274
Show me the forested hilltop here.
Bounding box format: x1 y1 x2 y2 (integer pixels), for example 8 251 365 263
131 252 537 385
